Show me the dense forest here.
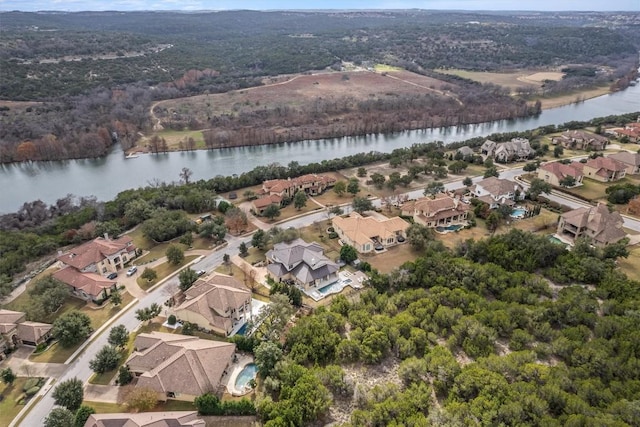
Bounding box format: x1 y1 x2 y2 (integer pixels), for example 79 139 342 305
254 230 640 425
0 10 638 162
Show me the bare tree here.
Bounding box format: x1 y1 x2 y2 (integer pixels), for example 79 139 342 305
179 167 193 185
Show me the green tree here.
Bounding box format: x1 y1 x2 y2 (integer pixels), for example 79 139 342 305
52 378 83 411
140 267 157 283
347 178 360 196
370 173 386 189
110 288 122 306
1 367 16 385
118 365 133 385
462 177 473 187
333 181 347 196
251 229 268 250
352 197 373 214
293 190 307 210
135 303 162 323
44 408 75 427
239 242 249 257
107 325 129 348
195 392 222 415
52 311 93 348
89 345 120 374
406 223 435 251
74 405 95 427
560 175 576 187
357 167 367 177
255 341 284 377
424 181 445 198
165 245 184 265
199 220 227 243
527 178 552 200
486 211 502 232
523 161 539 172
554 146 564 157
251 294 295 341
180 232 194 247
340 245 358 264
484 166 500 178
179 268 199 292
263 204 281 220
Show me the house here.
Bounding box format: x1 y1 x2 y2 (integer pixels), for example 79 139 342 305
456 146 475 160
332 212 410 254
172 273 251 336
582 157 627 182
537 162 584 187
262 174 336 199
251 194 283 215
84 411 205 427
266 238 339 290
53 234 136 301
606 124 640 143
0 309 52 357
552 130 609 151
607 152 640 175
557 203 626 246
481 138 534 162
401 194 470 227
125 332 236 401
471 177 524 208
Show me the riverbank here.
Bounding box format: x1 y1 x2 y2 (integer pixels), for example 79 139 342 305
536 86 613 110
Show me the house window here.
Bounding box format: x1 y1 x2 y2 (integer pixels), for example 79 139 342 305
102 267 107 273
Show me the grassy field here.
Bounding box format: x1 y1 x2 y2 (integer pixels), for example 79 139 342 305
438 68 542 91
0 377 28 427
364 243 418 274
136 255 198 290
618 244 640 282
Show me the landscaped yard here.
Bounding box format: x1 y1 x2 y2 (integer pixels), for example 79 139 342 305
0 377 28 427
83 398 197 414
563 178 610 202
618 244 640 282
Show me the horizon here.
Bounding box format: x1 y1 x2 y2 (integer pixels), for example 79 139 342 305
1 1 638 13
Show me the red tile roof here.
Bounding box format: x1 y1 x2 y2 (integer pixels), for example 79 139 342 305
56 236 134 270
53 266 115 298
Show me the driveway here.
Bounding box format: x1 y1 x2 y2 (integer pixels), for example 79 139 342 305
84 384 122 403
4 347 67 378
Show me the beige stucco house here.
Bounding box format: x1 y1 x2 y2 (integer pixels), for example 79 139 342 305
582 157 627 182
0 309 52 358
84 411 205 427
126 332 236 401
552 130 609 151
537 161 584 187
607 152 640 175
557 203 627 246
471 177 525 209
172 273 251 336
401 194 470 227
332 212 410 254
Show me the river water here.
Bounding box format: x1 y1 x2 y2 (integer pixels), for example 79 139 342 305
1 83 639 213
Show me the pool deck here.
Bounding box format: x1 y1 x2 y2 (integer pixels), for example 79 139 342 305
304 270 367 302
225 354 255 396
228 298 269 337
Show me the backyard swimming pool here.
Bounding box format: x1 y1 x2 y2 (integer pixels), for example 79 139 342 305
318 278 352 295
235 363 257 390
435 224 463 233
510 207 527 218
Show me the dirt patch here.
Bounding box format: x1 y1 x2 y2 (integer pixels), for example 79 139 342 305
438 68 540 91
520 71 565 83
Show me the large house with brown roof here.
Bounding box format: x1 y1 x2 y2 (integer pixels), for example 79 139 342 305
471 177 525 209
557 203 627 246
481 138 534 162
53 234 136 301
582 157 627 182
537 161 584 187
332 212 410 254
252 174 336 213
0 309 52 358
84 411 205 427
607 151 640 175
266 239 339 290
126 332 236 401
172 273 251 336
401 194 470 227
552 130 609 151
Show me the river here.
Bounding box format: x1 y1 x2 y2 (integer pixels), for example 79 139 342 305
1 83 639 213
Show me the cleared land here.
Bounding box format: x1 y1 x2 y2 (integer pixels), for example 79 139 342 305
438 68 542 91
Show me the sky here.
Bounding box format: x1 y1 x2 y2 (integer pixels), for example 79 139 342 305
0 0 638 12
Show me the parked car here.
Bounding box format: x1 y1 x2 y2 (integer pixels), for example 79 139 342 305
126 266 138 276
107 272 118 280
197 270 206 276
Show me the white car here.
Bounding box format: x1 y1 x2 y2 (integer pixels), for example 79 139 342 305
126 266 138 276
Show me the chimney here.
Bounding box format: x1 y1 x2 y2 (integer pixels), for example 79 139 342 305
104 232 109 241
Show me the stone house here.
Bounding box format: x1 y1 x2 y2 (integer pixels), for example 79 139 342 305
557 203 626 246
401 194 470 227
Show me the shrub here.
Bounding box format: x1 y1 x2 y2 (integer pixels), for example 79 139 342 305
168 314 177 325
25 386 41 397
23 378 41 391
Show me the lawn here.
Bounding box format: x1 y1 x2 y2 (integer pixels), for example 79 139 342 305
364 243 418 274
29 340 79 363
618 244 640 282
563 178 610 202
83 399 197 413
0 377 28 427
136 255 198 290
275 202 323 222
